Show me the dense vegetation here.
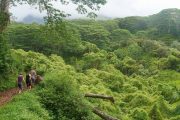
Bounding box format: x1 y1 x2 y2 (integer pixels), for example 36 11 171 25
0 8 179 120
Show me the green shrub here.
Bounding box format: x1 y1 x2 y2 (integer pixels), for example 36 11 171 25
149 104 163 120
129 94 152 107
37 72 94 120
122 84 138 93
132 80 143 90
0 75 17 91
158 83 179 103
123 94 135 103
131 108 149 120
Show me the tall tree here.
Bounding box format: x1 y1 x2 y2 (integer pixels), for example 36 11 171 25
0 0 9 32
0 0 10 74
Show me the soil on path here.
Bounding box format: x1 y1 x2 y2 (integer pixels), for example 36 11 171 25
0 88 19 106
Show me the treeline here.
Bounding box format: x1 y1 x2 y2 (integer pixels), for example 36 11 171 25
5 9 180 52
5 10 180 73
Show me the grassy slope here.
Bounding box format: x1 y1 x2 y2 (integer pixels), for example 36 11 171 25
0 91 50 120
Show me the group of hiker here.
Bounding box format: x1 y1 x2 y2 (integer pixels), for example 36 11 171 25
17 70 42 93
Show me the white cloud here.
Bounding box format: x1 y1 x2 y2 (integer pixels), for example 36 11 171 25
10 0 180 21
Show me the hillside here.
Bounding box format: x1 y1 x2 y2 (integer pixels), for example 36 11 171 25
0 8 179 120
117 8 180 46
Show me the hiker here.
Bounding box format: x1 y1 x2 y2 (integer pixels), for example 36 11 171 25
30 69 37 85
35 75 43 84
26 72 32 89
17 73 24 93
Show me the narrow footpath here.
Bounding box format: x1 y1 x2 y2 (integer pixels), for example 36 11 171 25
0 88 19 106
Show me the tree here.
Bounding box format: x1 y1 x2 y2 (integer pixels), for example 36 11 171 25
0 0 107 74
82 50 107 70
0 0 10 74
110 29 132 42
166 55 180 71
1 0 107 43
0 0 9 32
98 19 119 32
110 29 132 49
1 0 107 32
78 23 110 49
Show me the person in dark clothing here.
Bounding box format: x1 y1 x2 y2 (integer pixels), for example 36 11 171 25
17 73 24 93
26 72 32 89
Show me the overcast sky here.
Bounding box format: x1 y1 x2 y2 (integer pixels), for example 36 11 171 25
10 0 180 21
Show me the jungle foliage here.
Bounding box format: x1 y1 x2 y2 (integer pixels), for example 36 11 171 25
0 8 179 120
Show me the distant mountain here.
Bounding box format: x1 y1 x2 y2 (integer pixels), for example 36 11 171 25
117 8 180 36
22 15 44 24
150 8 180 19
148 8 180 35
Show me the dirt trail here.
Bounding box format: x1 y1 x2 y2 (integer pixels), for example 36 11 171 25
0 88 19 106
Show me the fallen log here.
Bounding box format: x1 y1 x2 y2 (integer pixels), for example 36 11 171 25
85 93 115 103
93 107 119 120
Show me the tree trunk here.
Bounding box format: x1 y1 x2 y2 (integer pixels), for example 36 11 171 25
0 0 10 33
85 93 115 103
93 107 119 120
0 0 10 74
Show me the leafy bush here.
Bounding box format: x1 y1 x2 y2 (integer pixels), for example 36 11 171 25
149 104 163 120
37 72 94 120
158 83 179 103
129 94 152 107
131 108 148 120
132 80 143 90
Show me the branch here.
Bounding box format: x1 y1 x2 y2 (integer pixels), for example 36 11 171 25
93 107 119 120
85 93 115 103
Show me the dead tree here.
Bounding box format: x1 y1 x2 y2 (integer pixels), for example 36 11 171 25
93 107 119 120
85 93 115 103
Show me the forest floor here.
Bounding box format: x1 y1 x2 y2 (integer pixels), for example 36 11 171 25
0 87 28 107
